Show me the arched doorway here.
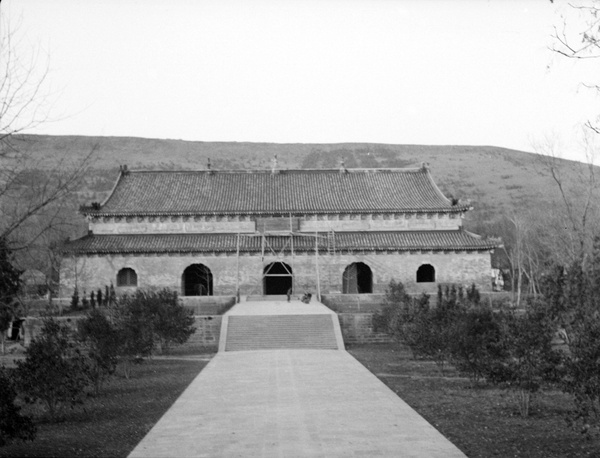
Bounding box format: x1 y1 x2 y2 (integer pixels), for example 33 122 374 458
342 262 373 294
263 262 293 295
416 264 435 283
182 264 213 296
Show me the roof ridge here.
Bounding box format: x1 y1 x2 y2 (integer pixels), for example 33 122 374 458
123 167 427 174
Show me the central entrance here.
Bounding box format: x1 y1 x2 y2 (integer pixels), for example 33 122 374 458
263 262 293 295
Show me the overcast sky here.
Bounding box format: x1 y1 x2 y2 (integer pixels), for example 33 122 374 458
3 0 598 162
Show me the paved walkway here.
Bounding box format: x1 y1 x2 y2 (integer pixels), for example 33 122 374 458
128 348 466 457
226 298 335 316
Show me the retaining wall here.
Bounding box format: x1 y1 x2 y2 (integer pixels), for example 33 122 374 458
337 313 393 344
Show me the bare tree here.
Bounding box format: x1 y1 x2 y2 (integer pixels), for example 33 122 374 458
494 213 546 306
0 16 95 251
548 2 600 259
551 0 600 133
0 15 95 334
534 134 600 267
552 1 600 60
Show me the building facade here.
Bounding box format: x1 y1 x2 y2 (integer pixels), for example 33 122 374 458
60 163 498 300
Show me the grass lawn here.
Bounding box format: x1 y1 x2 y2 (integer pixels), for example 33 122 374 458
349 343 599 458
0 355 213 458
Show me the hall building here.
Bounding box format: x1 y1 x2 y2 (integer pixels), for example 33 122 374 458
60 162 498 301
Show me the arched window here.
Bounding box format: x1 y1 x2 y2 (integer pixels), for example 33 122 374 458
117 268 138 287
416 264 435 283
182 264 213 296
342 262 373 294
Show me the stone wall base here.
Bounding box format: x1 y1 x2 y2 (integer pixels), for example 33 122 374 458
20 313 391 350
338 313 393 345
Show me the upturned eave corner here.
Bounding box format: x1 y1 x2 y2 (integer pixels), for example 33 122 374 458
80 164 130 216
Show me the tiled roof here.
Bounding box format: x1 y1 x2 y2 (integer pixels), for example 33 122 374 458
85 167 469 216
63 231 498 255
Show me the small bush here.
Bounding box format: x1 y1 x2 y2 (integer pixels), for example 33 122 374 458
0 366 36 447
372 280 413 334
70 287 79 311
115 289 196 377
485 302 562 417
15 319 90 421
450 307 505 383
78 308 120 394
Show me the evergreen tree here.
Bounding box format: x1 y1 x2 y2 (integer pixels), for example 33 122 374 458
485 302 561 417
70 286 79 311
15 319 90 421
556 236 600 435
78 308 120 394
96 288 103 307
0 367 36 447
115 289 195 378
0 238 23 354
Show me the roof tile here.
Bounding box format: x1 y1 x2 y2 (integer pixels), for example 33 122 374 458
86 168 468 216
63 231 498 255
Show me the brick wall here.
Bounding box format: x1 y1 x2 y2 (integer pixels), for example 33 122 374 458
322 294 387 313
60 250 493 298
186 316 222 349
181 297 236 315
337 313 393 344
89 212 461 235
21 315 222 351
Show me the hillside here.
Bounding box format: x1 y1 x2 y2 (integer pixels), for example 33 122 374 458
11 134 591 233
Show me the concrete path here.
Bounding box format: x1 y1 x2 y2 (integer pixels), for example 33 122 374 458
226 298 335 316
128 349 466 457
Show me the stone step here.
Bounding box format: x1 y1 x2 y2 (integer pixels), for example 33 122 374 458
246 295 298 302
225 314 339 351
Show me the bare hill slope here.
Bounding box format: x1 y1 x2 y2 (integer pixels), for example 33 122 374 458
12 134 589 230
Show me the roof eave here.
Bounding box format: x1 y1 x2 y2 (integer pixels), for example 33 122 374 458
82 206 471 218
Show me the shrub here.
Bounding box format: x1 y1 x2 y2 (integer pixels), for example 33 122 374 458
78 308 120 394
0 238 23 355
485 302 562 417
562 314 600 435
150 289 196 352
373 280 418 335
0 366 36 447
115 289 196 378
70 286 79 311
81 290 89 309
541 238 600 434
115 294 155 379
408 285 467 374
402 284 480 374
15 319 90 421
466 283 481 305
450 307 505 384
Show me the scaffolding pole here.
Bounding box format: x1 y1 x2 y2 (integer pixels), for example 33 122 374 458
235 232 241 302
315 231 321 302
290 214 295 294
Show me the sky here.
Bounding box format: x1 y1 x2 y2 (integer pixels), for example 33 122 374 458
2 0 599 163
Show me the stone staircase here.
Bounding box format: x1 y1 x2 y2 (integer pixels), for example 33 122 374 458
224 314 340 351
